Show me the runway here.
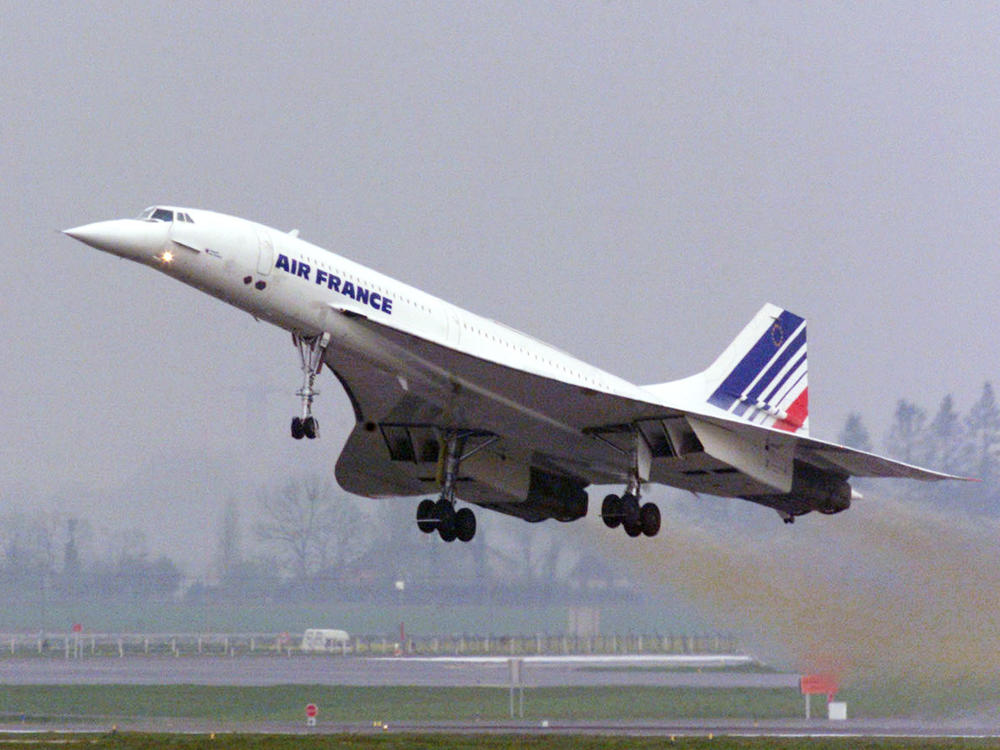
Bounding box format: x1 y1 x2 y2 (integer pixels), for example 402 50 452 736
4 718 1000 739
0 653 790 688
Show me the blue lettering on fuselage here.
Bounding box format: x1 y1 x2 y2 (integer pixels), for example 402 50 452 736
274 253 393 315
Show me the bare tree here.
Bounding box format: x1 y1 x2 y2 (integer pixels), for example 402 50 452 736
838 413 873 452
215 499 242 581
966 382 1000 483
104 527 149 566
255 476 365 580
885 399 928 465
0 512 60 580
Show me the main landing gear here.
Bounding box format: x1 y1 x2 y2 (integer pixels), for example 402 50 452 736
417 498 476 543
601 492 661 537
590 426 660 538
290 332 330 440
415 431 495 543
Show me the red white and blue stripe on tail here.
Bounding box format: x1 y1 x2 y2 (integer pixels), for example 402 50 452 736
705 304 809 435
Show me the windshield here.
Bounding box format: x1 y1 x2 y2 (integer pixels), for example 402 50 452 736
137 206 174 222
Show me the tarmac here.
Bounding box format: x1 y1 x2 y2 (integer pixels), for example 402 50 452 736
0 653 793 688
4 718 1000 739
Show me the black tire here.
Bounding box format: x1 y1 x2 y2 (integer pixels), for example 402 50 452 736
416 499 436 533
623 519 642 537
303 416 318 439
434 498 455 525
601 494 622 528
455 507 476 542
435 499 456 541
291 417 304 440
621 493 640 527
640 502 661 537
438 519 457 542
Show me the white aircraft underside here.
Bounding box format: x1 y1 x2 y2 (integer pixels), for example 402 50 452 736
64 206 963 543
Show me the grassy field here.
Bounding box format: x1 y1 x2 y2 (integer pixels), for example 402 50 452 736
0 685 805 723
2 734 999 750
4 680 1000 724
4 682 1000 723
0 599 711 635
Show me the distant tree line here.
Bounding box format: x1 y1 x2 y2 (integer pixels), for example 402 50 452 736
0 514 181 600
839 381 999 513
190 476 632 607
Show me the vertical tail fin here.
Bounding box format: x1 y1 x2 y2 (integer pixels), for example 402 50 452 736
701 303 809 434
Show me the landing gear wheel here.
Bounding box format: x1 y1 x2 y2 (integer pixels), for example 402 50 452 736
639 502 661 537
438 519 457 542
302 416 318 439
601 494 622 528
623 519 642 537
621 493 640 528
434 498 454 524
291 417 305 440
416 499 436 533
435 499 456 541
455 507 477 542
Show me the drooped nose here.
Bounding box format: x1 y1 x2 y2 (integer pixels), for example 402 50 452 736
63 219 167 260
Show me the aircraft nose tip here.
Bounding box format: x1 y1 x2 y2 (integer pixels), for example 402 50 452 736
63 221 123 252
63 219 165 259
63 225 93 245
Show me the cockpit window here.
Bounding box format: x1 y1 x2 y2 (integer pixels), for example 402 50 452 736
137 207 175 222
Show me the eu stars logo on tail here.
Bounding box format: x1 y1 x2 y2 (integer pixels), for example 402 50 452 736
704 304 809 434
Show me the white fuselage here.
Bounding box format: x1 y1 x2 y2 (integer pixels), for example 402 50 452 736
137 208 657 406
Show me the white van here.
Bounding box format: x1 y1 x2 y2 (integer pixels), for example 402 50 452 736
300 628 351 653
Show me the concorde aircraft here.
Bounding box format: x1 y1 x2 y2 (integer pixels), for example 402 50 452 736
64 207 961 543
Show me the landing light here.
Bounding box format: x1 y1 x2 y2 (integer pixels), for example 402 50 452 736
158 250 174 264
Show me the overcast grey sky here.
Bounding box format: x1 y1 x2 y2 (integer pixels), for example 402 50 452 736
3 2 998 569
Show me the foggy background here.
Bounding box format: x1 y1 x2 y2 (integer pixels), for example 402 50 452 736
3 0 999 669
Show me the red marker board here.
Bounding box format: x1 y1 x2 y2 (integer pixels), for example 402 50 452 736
800 674 839 700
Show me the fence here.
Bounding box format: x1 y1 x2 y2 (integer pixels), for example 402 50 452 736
0 632 740 659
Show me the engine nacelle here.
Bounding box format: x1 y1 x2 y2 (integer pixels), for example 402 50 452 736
744 461 853 517
525 468 589 522
460 453 589 523
789 462 853 515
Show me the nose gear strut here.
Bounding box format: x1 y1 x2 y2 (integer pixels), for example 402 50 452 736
290 332 330 440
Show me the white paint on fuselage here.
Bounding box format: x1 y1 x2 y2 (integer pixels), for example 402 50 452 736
155 208 654 409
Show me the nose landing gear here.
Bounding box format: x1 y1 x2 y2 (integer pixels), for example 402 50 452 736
290 332 330 440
